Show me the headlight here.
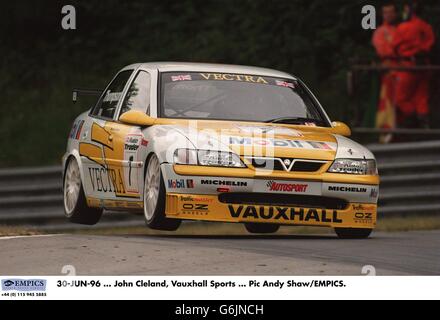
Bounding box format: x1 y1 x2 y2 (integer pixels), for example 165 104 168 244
328 159 377 175
173 149 198 165
174 149 246 168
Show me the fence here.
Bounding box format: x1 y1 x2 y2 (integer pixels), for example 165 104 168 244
0 166 144 230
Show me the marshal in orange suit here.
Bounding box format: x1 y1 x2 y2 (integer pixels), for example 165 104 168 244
392 1 435 128
372 2 399 142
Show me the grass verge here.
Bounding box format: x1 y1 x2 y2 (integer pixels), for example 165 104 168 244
0 226 42 237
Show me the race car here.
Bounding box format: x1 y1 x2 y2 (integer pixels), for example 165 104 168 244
63 62 379 238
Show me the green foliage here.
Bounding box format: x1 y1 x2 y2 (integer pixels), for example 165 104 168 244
0 0 439 167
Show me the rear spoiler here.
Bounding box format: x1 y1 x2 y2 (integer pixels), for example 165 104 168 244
72 88 103 103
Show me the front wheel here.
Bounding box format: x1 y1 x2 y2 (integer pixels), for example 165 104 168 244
334 228 372 239
143 154 181 231
245 223 280 234
63 157 103 225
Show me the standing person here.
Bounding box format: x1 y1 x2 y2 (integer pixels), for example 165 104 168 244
372 2 399 143
392 0 435 128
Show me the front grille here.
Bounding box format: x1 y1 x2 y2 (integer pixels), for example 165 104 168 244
293 161 324 172
218 193 348 210
246 157 326 172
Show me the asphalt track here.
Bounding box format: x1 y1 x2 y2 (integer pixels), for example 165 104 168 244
0 230 439 275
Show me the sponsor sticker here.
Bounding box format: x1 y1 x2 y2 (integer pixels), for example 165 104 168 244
228 205 343 223
181 203 210 216
354 212 373 223
266 181 308 193
228 136 335 150
168 179 195 189
102 91 122 102
125 136 140 151
351 204 375 224
69 120 85 140
88 167 126 194
328 186 368 193
180 196 214 203
199 73 268 84
200 180 247 187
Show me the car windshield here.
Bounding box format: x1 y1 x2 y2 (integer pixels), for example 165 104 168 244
160 72 329 126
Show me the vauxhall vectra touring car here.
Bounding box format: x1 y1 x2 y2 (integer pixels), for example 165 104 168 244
63 62 379 238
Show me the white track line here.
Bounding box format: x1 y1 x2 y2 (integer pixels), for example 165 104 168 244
0 234 62 240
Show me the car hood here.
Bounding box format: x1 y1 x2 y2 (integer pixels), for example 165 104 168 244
159 120 338 160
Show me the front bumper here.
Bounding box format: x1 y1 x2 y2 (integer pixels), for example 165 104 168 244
162 163 379 229
165 193 377 229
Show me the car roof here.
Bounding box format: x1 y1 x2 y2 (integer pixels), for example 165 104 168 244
121 62 296 79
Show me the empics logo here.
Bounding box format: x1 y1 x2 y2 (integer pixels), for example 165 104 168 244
1 279 47 292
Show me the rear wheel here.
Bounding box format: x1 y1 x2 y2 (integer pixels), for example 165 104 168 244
63 157 103 225
143 154 181 231
334 228 372 239
245 223 280 234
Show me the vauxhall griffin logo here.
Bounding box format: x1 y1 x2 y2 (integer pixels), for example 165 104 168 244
283 159 292 167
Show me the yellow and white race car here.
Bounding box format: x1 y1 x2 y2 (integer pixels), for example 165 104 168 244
63 62 379 238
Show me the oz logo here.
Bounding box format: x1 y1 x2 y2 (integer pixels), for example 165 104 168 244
61 5 76 30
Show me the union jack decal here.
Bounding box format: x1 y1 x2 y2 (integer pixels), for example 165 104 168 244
275 80 295 88
171 74 192 82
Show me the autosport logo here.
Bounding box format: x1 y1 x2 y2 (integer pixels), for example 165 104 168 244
266 181 308 193
1 279 47 292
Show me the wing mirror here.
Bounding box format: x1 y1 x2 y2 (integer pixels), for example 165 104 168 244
331 121 351 137
119 110 156 126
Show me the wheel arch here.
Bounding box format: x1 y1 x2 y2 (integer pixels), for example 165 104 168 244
143 151 157 179
62 150 86 191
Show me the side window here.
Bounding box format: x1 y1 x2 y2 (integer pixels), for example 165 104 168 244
120 71 151 116
91 70 133 119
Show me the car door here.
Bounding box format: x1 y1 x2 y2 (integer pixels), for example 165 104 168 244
79 69 134 201
105 70 152 198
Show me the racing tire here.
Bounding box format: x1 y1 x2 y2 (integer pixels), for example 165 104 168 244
63 157 103 225
334 228 372 239
143 154 181 231
244 223 280 234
